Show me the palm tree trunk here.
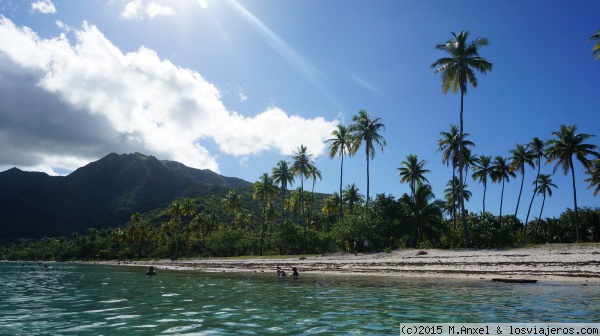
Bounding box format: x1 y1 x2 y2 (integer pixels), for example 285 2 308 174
260 200 266 256
366 147 370 206
570 162 580 242
451 167 456 229
500 180 505 226
536 193 547 243
459 92 471 247
339 154 344 220
514 170 525 227
524 160 541 244
482 180 487 214
300 176 308 253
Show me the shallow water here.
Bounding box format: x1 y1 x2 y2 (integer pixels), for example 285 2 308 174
0 262 598 335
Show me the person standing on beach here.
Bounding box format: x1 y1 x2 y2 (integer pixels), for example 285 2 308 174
353 240 358 256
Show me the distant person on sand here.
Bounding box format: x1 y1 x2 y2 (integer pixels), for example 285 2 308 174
291 267 299 276
354 240 358 256
146 266 156 276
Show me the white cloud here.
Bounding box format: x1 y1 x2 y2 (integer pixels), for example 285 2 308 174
0 17 337 175
121 0 176 20
31 0 56 14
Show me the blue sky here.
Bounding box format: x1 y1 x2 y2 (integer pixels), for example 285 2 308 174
0 0 599 222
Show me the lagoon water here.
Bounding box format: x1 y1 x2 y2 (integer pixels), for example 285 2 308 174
0 263 598 335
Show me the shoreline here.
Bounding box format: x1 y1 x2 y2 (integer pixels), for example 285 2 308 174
103 243 600 284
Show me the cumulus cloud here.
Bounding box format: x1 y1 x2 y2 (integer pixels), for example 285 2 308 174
121 0 176 20
31 0 56 14
0 17 336 175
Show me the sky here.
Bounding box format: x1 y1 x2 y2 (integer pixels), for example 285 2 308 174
0 0 599 222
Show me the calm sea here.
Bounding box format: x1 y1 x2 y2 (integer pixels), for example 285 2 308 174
0 262 598 335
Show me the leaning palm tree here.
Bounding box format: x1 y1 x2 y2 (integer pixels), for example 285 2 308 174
546 124 599 242
291 144 314 252
432 30 492 247
524 137 546 232
325 124 354 219
399 183 446 247
350 110 386 205
471 155 493 213
532 174 558 242
436 124 474 228
590 29 600 61
584 159 600 196
396 154 431 195
253 173 278 256
492 156 516 226
342 183 365 214
272 160 294 227
509 143 535 227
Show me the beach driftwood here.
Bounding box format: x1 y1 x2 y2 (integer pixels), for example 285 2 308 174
491 278 538 283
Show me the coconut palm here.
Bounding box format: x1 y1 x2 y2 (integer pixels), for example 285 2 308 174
325 124 354 219
253 172 278 255
509 144 535 226
584 159 600 196
471 155 493 213
444 176 472 218
432 30 492 247
307 164 322 195
350 110 386 205
492 156 516 225
272 160 294 226
342 183 364 214
533 174 558 241
399 183 446 247
591 29 600 61
168 200 185 259
436 125 474 228
291 144 314 251
396 154 431 195
524 137 546 232
546 124 599 242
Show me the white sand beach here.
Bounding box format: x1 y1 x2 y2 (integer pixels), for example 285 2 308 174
121 243 600 283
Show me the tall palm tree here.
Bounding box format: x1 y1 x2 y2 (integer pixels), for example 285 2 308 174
399 183 446 247
492 156 516 225
350 110 386 205
307 164 322 194
272 160 294 227
222 190 243 227
436 124 474 228
471 155 493 213
325 124 354 219
396 154 431 195
590 29 600 61
546 124 599 242
524 137 546 232
253 173 278 256
432 30 492 247
533 174 558 241
509 144 535 226
342 183 364 214
291 144 314 252
584 159 600 196
168 200 185 259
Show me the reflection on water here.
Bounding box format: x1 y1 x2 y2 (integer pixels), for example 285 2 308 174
0 262 598 335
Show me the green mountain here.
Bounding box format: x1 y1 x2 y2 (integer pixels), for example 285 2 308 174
0 153 252 242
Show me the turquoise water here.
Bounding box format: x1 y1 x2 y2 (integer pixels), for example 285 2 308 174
0 263 598 335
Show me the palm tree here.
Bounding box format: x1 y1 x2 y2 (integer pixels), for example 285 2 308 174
307 164 322 194
432 30 492 247
168 200 185 259
533 174 558 241
509 144 535 226
436 124 474 228
396 154 430 195
584 159 600 196
471 155 493 213
253 173 278 255
546 124 599 242
222 190 243 227
399 183 446 247
492 156 516 225
342 183 364 214
590 29 600 61
350 110 386 205
291 144 314 252
322 192 341 228
272 160 294 227
524 137 546 233
325 124 354 219
444 176 472 219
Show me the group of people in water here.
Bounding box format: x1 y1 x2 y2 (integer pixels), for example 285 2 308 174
277 266 299 277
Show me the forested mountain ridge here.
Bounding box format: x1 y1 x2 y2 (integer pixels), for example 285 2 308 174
0 153 252 242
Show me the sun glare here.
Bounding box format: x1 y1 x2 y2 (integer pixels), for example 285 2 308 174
198 0 208 9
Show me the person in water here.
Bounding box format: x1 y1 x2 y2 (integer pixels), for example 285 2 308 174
146 266 156 276
291 267 299 276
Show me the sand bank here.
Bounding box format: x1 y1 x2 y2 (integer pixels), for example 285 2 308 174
120 243 600 283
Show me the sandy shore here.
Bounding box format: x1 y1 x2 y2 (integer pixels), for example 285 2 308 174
114 243 600 283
